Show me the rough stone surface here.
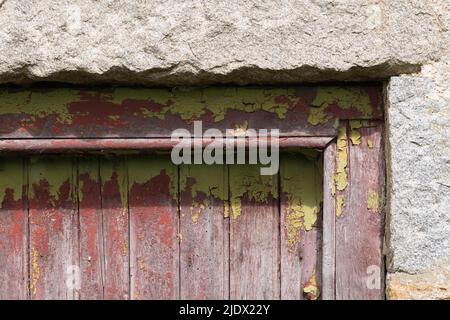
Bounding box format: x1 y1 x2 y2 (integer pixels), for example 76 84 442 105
385 72 450 274
387 258 450 300
0 0 447 85
386 1 450 281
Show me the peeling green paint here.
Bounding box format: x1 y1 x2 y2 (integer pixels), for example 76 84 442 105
229 164 278 220
281 153 322 249
308 87 374 126
100 157 128 207
0 158 23 203
104 87 297 122
29 157 74 205
128 157 178 201
180 164 228 222
77 159 98 203
0 89 80 124
0 86 379 131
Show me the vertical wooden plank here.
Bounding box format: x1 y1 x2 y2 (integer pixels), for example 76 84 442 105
280 152 323 300
78 157 104 299
179 164 229 299
128 156 179 300
28 156 78 299
335 121 385 299
0 157 28 299
100 156 129 299
229 164 280 299
322 141 336 300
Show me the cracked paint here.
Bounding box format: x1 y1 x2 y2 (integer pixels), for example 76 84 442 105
334 125 348 192
29 157 73 206
308 87 375 125
230 164 278 220
281 153 322 250
0 88 80 124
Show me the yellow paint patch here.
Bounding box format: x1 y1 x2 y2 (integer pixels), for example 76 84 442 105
308 87 374 126
281 153 322 250
349 130 361 145
108 87 297 122
367 190 381 213
334 125 348 192
230 164 278 220
180 164 228 222
367 139 374 149
336 195 345 217
0 89 81 124
349 120 370 145
30 248 40 296
307 107 330 126
232 120 249 136
303 271 320 300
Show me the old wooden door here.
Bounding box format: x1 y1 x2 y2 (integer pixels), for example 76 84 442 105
0 85 385 299
0 151 324 300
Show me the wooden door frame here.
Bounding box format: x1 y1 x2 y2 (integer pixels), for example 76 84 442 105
0 85 385 299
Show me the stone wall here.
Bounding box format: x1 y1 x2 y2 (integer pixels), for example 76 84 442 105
0 0 449 299
0 0 445 85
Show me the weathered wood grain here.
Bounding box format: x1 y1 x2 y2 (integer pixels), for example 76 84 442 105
100 156 130 299
128 156 179 300
179 164 229 299
280 153 322 300
28 156 78 299
335 121 385 299
0 86 382 139
0 158 28 299
229 164 280 299
78 158 104 299
322 141 337 300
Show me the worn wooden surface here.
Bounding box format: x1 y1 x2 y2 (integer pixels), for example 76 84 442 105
28 156 78 299
0 145 385 299
0 158 27 299
280 154 322 300
335 121 385 299
0 136 334 153
100 157 129 299
322 142 337 300
229 165 280 299
180 165 229 299
0 86 382 140
78 158 104 299
129 157 179 300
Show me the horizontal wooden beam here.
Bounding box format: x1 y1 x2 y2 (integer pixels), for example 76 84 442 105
0 137 334 153
0 85 382 140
